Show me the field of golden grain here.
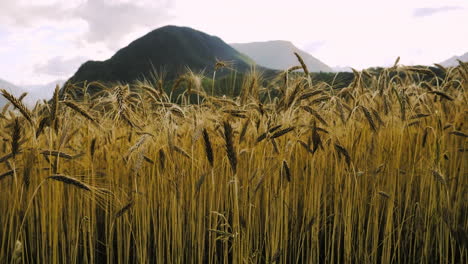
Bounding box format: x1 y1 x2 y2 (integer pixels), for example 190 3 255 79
0 59 467 263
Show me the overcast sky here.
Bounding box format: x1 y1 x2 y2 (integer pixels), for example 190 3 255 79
1 0 467 86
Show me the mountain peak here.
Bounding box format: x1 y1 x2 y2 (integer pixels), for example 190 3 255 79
231 41 332 72
145 25 213 37
68 26 254 89
440 51 468 67
0 78 32 107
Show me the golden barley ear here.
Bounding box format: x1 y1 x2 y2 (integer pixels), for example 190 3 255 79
371 109 384 127
195 172 208 196
299 89 324 101
302 106 328 127
173 145 191 159
10 118 22 156
223 121 237 174
335 99 346 125
256 124 282 143
115 200 134 218
281 160 291 182
294 52 309 77
1 89 33 124
51 85 60 130
393 56 400 68
378 191 390 199
298 140 314 155
158 149 166 171
238 118 250 143
0 170 15 182
18 92 28 101
270 126 295 140
41 150 75 160
334 143 351 166
63 101 99 125
360 106 377 132
431 170 447 186
36 116 50 138
311 122 323 153
90 138 97 159
428 91 454 101
22 150 37 189
433 63 447 72
449 131 468 138
47 175 91 191
202 128 214 167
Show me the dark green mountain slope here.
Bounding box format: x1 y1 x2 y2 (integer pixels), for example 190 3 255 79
67 25 255 87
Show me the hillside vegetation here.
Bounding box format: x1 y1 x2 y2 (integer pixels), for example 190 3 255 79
67 26 256 94
0 57 467 263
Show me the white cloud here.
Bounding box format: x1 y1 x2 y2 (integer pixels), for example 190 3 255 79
413 6 463 17
303 41 327 53
0 1 70 27
0 0 175 84
73 0 173 48
0 0 174 47
34 56 88 76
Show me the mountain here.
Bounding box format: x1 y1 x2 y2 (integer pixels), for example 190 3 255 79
230 40 332 72
23 79 64 102
440 52 468 67
67 25 255 91
0 79 21 93
0 79 29 107
0 79 60 107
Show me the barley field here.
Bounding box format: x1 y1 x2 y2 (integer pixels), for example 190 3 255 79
0 59 467 263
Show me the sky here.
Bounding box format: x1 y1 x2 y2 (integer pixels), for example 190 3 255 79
0 0 467 86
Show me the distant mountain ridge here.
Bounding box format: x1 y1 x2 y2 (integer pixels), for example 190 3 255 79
0 78 28 107
0 79 62 107
440 52 468 67
67 25 256 90
0 79 22 93
23 79 64 103
230 40 332 72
